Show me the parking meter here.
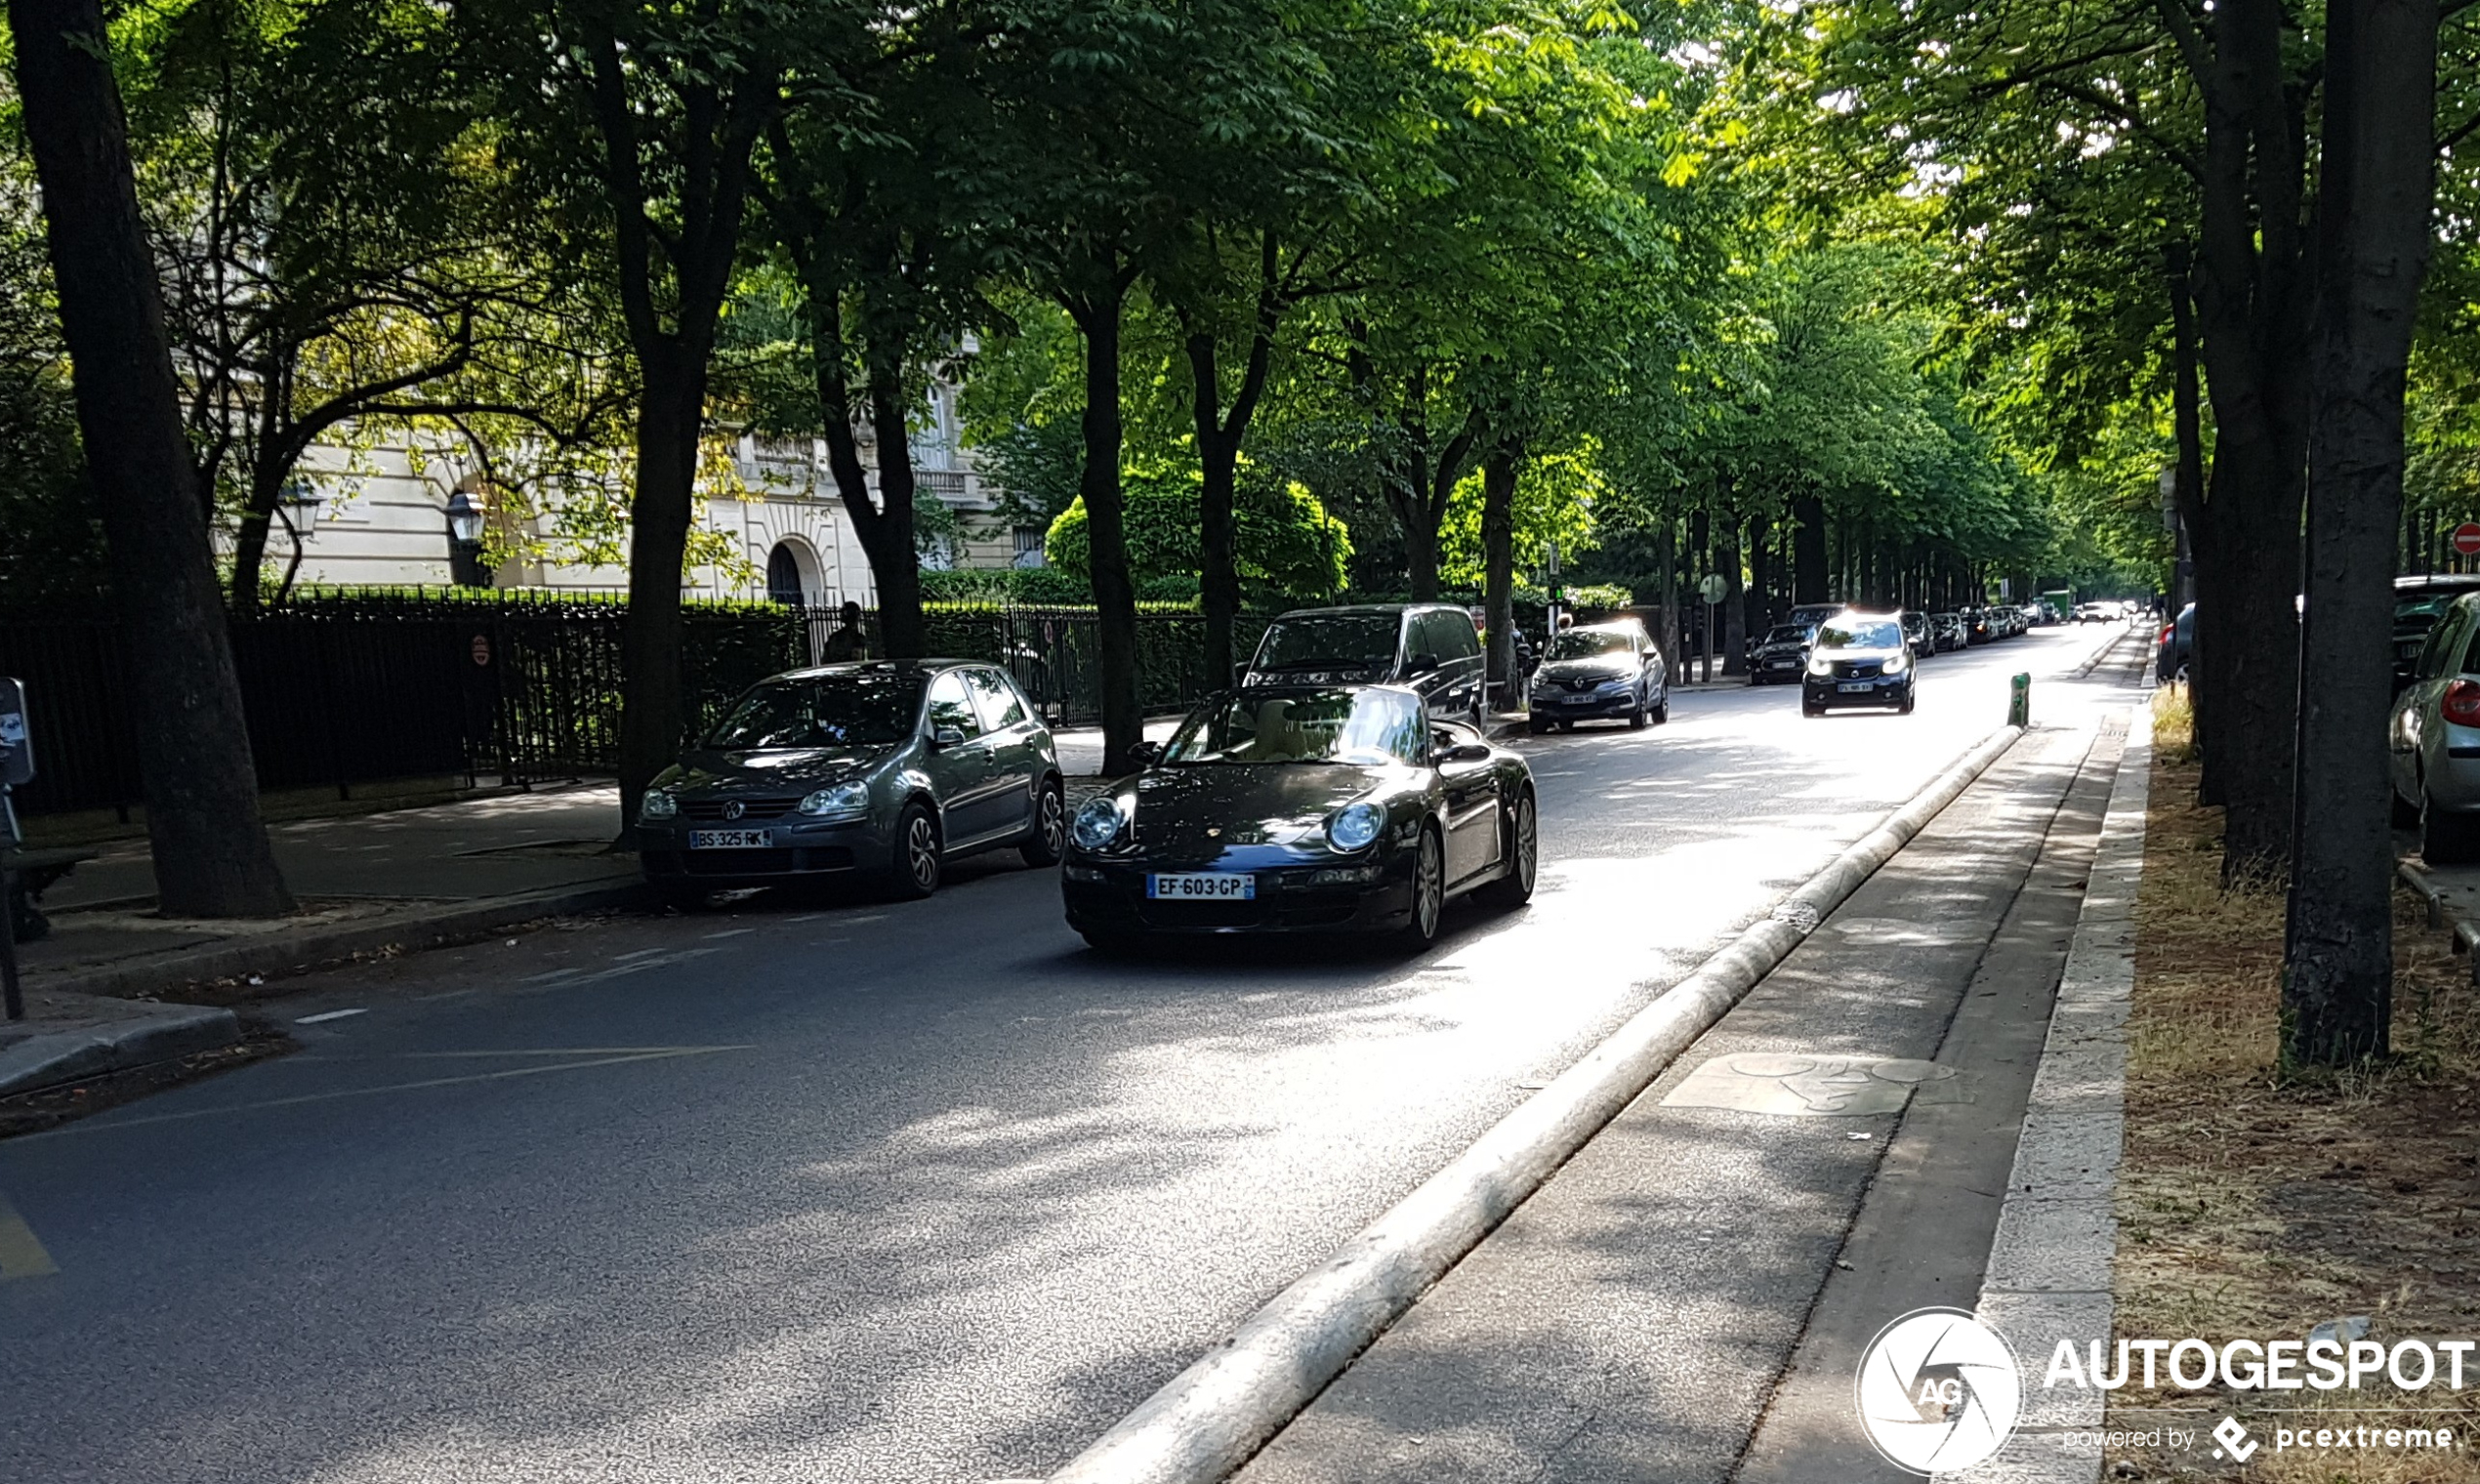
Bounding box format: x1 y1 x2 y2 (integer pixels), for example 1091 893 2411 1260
2008 673 2031 728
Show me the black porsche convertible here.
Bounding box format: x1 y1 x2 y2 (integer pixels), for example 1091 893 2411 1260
1060 685 1538 950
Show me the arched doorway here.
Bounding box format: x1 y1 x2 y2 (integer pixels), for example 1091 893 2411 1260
766 539 821 605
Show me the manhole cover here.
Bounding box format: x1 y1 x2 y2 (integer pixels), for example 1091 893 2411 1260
1661 1052 1967 1117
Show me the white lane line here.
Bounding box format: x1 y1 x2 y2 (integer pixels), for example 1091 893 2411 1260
610 947 668 962
295 1009 368 1024
572 947 720 984
521 967 584 983
27 1047 755 1137
703 928 755 939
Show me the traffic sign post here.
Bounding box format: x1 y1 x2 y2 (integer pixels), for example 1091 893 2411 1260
0 678 27 1022
1698 574 1727 683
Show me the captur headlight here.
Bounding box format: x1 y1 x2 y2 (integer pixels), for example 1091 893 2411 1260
799 781 871 817
1328 801 1385 852
639 790 679 821
1072 797 1125 850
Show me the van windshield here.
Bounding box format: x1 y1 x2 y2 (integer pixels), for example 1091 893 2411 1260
1254 614 1402 671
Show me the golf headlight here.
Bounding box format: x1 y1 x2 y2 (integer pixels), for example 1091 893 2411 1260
798 781 871 817
1807 654 1835 676
1882 651 1908 674
1072 797 1125 849
1328 801 1385 852
639 789 678 821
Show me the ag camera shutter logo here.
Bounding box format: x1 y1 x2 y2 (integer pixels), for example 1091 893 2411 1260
1855 1308 2024 1473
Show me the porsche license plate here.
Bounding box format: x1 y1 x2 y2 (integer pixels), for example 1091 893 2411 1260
1147 872 1255 900
1837 681 1874 693
690 829 774 849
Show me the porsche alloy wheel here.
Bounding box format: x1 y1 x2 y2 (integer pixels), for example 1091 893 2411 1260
1479 791 1537 909
1403 826 1445 947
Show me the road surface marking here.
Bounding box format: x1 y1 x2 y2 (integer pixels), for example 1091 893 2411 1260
572 947 719 984
703 928 754 939
610 947 669 962
395 1046 753 1058
22 1047 756 1138
295 1008 368 1024
0 1193 58 1279
520 967 584 983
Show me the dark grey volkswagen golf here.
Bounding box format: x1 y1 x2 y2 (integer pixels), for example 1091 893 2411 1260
637 660 1065 905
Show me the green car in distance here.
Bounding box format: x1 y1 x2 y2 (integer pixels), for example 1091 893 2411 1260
638 660 1065 906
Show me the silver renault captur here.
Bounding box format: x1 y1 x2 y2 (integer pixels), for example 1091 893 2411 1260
637 660 1065 904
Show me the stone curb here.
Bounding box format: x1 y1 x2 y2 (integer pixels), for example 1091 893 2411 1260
22 876 648 1006
0 1003 242 1098
1941 711 2150 1484
1045 721 2030 1484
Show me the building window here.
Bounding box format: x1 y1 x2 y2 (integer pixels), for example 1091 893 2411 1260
1013 526 1047 569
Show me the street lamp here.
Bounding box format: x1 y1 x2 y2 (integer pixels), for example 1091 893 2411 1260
446 490 487 545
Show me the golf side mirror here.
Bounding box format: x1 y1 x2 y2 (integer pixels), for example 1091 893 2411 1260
1404 653 1438 676
931 726 968 748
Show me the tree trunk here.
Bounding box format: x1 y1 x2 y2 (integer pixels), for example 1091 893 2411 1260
11 0 292 917
2284 0 2437 1065
1196 400 1242 687
615 353 703 833
1792 492 1828 603
2167 245 2218 802
1719 493 1747 677
864 359 925 658
1655 516 1679 676
1746 514 1770 638
1070 283 1140 772
1482 443 1517 708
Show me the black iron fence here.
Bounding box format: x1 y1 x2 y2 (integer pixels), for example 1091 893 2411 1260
0 598 1268 817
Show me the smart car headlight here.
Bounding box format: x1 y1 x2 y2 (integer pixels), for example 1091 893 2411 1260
1807 653 1836 676
798 781 871 818
1881 650 1909 674
639 789 679 821
1072 796 1125 850
1328 801 1385 852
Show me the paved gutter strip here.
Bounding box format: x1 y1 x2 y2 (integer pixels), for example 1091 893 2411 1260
0 1005 242 1099
1046 722 2030 1484
1944 716 2150 1484
23 877 646 1004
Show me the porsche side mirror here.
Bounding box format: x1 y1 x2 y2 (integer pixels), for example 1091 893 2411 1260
1438 742 1492 764
1232 663 1252 687
931 726 968 748
1129 740 1163 767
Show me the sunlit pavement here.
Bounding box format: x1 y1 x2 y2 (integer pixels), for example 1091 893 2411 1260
0 626 2133 1484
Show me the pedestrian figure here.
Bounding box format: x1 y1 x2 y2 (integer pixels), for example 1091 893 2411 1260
825 600 871 661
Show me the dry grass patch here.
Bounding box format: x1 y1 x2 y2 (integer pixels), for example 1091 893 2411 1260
2105 694 2480 1481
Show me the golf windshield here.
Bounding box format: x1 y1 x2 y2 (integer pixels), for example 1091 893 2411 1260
705 676 922 750
1817 619 1904 650
1549 630 1633 660
1253 614 1401 671
1164 688 1426 766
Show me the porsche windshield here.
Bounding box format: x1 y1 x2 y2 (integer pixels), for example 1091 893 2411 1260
704 676 921 750
1164 688 1426 766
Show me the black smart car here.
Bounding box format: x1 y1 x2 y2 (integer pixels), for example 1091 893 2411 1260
1243 604 1487 725
1061 684 1536 950
1800 611 1917 717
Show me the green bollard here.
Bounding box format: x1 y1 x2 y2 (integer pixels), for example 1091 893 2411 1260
2008 673 2030 727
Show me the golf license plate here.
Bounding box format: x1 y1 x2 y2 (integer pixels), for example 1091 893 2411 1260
1147 872 1256 901
689 829 774 849
1838 681 1874 693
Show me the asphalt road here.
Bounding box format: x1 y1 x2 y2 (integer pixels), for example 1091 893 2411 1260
0 624 2129 1484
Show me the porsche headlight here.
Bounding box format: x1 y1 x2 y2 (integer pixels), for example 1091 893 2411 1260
798 781 871 818
639 789 679 822
1328 801 1386 852
1072 797 1125 850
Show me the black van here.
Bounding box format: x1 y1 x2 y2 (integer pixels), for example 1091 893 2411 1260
1243 604 1488 724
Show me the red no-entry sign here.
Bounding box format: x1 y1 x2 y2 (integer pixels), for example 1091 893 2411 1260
2455 521 2480 557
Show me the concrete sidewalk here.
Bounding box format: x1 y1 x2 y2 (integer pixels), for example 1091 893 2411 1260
1234 702 2134 1480
5 783 643 1096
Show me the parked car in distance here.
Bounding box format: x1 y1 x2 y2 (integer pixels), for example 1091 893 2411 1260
1244 603 1487 725
639 660 1064 905
2155 603 2194 683
1931 612 1967 651
2390 592 2480 861
1749 622 1820 684
1801 611 1917 717
1061 684 1537 950
1527 620 1668 732
2392 575 2480 690
1786 602 1842 631
1901 610 1932 655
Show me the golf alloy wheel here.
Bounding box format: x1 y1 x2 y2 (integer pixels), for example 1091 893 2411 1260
1021 779 1066 866
892 803 942 898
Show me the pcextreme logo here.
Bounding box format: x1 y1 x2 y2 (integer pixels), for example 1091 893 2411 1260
1855 1308 2024 1474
